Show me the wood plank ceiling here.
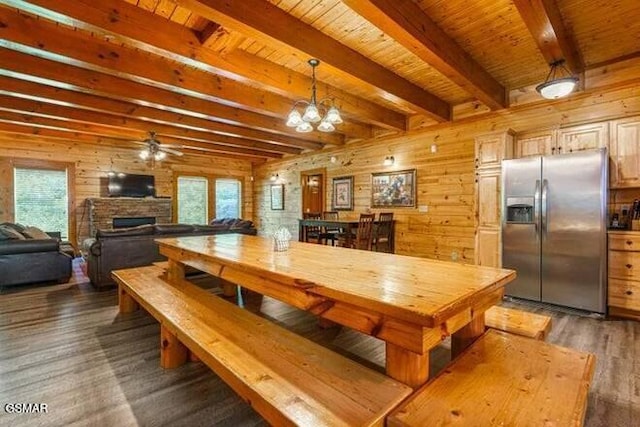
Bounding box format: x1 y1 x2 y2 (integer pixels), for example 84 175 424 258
0 0 638 162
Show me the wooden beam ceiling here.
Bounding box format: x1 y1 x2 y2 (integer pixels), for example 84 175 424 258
0 76 322 150
6 0 407 130
342 0 506 110
513 0 583 74
172 0 451 121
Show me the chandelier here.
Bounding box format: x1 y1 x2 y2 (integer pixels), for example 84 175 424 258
286 59 343 133
536 60 579 99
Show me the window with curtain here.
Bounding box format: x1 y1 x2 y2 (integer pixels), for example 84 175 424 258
14 167 69 239
177 176 208 224
215 179 241 219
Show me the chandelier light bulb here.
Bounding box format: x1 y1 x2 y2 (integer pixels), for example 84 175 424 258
296 121 313 133
325 105 343 124
286 109 303 127
317 120 335 133
302 103 321 123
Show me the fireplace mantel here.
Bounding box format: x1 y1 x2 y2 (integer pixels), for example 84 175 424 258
87 197 172 237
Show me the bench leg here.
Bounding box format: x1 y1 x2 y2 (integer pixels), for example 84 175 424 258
222 282 237 298
451 314 485 358
160 325 188 369
386 343 429 389
118 286 139 314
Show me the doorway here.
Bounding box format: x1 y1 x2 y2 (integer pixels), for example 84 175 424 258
301 168 325 214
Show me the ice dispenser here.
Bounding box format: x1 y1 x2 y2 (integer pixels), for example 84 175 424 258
506 197 534 223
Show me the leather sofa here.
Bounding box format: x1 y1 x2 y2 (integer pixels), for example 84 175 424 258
86 221 257 289
0 235 73 290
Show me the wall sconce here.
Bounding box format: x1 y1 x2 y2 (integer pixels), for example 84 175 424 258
270 173 279 182
383 156 395 166
330 155 337 163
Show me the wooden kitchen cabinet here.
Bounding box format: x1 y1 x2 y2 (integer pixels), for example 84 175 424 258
476 169 501 228
556 122 608 154
608 231 640 320
514 130 554 158
610 117 640 188
475 130 514 170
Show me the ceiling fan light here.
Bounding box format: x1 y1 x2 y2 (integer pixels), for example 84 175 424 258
325 105 343 124
536 77 578 99
286 109 303 127
317 120 335 133
296 122 313 133
302 103 321 123
139 150 150 160
155 151 166 161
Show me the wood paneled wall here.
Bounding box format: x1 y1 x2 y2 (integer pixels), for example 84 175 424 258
0 135 253 247
254 82 640 263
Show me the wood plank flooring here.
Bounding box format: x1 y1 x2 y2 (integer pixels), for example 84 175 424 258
1 260 639 427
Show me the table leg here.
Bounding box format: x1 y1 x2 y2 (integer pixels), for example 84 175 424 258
386 343 429 389
451 313 485 358
166 259 186 283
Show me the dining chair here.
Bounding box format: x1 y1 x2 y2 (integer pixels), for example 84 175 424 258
352 213 375 250
372 212 394 253
303 212 322 243
319 211 340 246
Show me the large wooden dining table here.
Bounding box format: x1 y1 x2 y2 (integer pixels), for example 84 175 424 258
156 234 515 388
298 217 395 251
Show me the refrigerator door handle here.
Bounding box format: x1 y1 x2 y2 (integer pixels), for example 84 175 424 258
541 179 548 237
534 179 541 235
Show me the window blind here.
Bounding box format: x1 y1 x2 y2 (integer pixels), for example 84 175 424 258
177 176 208 225
215 179 241 219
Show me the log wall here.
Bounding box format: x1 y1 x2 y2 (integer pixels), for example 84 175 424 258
254 81 640 263
0 136 253 247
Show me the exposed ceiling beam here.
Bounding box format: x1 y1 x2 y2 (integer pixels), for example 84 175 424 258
0 95 303 155
343 0 506 110
0 7 371 140
171 0 451 121
513 0 583 74
0 76 322 150
0 47 345 147
0 111 282 158
5 0 406 130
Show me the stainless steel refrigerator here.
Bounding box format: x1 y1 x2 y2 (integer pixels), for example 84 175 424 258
501 148 607 313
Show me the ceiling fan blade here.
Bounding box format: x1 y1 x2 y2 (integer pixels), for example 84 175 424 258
161 147 184 156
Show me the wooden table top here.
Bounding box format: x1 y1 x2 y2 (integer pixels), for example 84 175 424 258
156 234 515 328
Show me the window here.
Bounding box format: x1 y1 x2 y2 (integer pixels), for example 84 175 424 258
175 175 242 223
215 179 241 219
177 176 208 225
14 167 70 239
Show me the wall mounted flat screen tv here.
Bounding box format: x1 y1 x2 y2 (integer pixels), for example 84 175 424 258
108 173 155 198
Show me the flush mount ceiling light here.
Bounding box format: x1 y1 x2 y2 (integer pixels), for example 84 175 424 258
286 59 343 133
383 156 395 166
536 60 579 100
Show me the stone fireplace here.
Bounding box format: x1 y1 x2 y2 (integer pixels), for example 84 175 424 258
87 197 171 237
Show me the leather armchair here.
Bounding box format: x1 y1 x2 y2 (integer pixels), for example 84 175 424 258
0 239 73 289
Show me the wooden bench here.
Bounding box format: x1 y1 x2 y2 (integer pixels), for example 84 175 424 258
485 305 552 340
112 265 412 427
387 329 595 426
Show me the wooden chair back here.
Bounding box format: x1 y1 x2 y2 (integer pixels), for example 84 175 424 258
303 212 322 242
373 212 394 253
354 213 375 250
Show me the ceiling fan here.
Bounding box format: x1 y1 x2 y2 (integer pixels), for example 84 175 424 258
136 131 184 163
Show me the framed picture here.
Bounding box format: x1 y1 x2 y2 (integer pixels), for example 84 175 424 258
332 176 354 211
270 184 284 210
371 169 416 208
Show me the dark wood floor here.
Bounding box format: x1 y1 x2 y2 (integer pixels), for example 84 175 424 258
1 261 638 427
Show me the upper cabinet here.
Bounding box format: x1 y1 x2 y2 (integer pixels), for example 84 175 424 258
514 130 554 158
610 117 640 189
515 123 608 159
556 122 608 154
475 130 515 170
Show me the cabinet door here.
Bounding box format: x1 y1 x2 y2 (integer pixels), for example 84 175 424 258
514 131 554 158
610 117 640 188
557 122 608 154
475 131 514 170
475 227 501 267
476 170 501 228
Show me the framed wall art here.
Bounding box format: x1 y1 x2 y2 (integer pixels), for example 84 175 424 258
371 169 416 208
270 184 284 210
331 176 354 211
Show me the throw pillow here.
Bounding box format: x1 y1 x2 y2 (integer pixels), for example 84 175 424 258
23 226 52 240
0 225 26 240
